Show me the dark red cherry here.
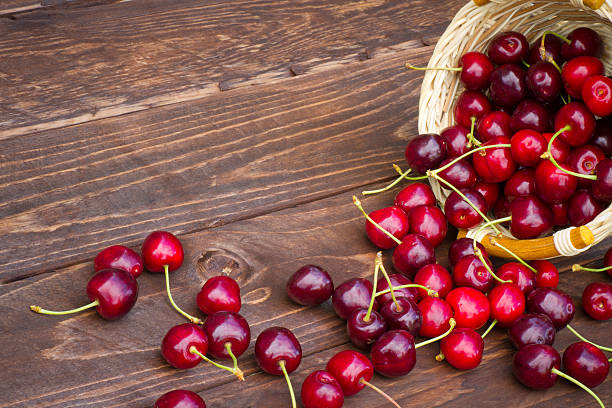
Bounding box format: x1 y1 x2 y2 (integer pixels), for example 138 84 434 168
561 56 605 98
509 195 553 239
477 111 512 141
300 370 344 408
513 344 560 389
582 282 612 321
488 283 525 328
526 62 562 103
418 296 453 338
414 264 453 299
592 158 612 202
551 202 569 227
510 100 552 133
446 287 490 330
408 205 448 247
474 180 499 210
528 34 564 65
376 273 417 304
582 75 612 117
569 145 605 188
405 134 447 174
379 297 422 336
568 189 605 226
394 182 436 216
443 189 487 229
161 323 208 369
526 287 575 330
326 350 373 396
554 102 596 147
437 159 478 190
332 278 377 319
561 27 603 60
531 260 560 289
496 262 536 295
347 309 387 349
452 254 493 293
255 327 302 375
490 64 527 107
493 197 512 220
510 129 547 167
591 119 612 156
459 51 495 90
155 390 206 408
439 328 484 370
454 90 492 128
391 234 436 278
488 31 529 64
448 238 486 268
441 125 470 157
504 169 536 201
364 206 409 249
535 160 577 204
203 311 250 359
197 276 241 315
473 136 516 183
286 265 334 306
371 330 416 377
141 231 184 273
94 245 143 278
508 313 556 349
563 342 610 388
543 131 570 163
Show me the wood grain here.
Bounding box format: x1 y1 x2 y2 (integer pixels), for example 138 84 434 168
0 48 433 282
0 184 609 407
0 0 459 137
0 1 40 15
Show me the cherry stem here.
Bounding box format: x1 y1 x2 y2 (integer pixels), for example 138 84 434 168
471 216 511 249
375 283 438 298
360 379 401 408
521 60 531 69
278 360 297 408
466 116 481 148
189 346 244 381
362 167 417 195
566 324 612 352
405 62 462 72
435 352 445 362
364 255 381 322
474 246 511 284
560 93 568 105
489 239 538 274
429 143 511 177
541 30 571 45
225 343 245 381
415 318 457 349
572 264 612 273
30 300 99 316
481 319 497 339
550 368 605 408
353 196 403 245
376 252 402 312
164 264 203 325
544 126 597 180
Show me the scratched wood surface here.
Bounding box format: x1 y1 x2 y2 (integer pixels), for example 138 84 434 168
1 0 610 407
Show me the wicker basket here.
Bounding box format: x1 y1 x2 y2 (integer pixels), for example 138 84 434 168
418 0 612 260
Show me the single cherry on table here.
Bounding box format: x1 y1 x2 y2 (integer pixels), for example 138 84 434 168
582 282 612 321
286 264 334 306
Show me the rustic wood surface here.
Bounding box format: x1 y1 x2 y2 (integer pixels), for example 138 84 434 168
0 0 610 407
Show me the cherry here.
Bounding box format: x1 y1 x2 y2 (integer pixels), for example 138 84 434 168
326 350 372 396
376 273 417 304
592 118 612 156
30 268 138 320
493 197 512 220
583 75 612 117
300 370 344 408
454 90 492 128
551 202 569 227
535 160 577 204
154 390 206 408
488 31 529 64
554 102 596 147
379 297 422 336
392 234 436 278
568 189 605 226
490 64 527 107
94 245 143 278
528 34 564 65
582 282 612 321
459 51 495 90
443 189 487 229
332 278 378 319
504 169 536 200
394 183 436 218
347 308 387 349
439 327 484 370
203 311 250 367
161 323 208 370
408 205 447 247
496 262 536 295
452 254 493 293
563 342 610 388
510 100 552 134
446 287 490 330
197 276 241 315
526 287 575 330
418 296 453 338
474 180 499 210
414 264 453 299
569 145 605 188
508 313 556 349
448 238 486 268
530 260 559 288
513 344 560 389
364 206 409 249
592 158 612 202
488 283 525 328
509 195 553 239
561 27 603 60
477 111 512 141
371 330 416 377
473 137 516 183
405 134 447 174
561 56 605 98
286 265 334 306
510 130 547 167
437 159 478 190
526 62 562 103
543 131 570 163
441 125 470 157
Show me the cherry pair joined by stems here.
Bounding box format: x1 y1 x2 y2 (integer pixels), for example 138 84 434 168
154 390 206 408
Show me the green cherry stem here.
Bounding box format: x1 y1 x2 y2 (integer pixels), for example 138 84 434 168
30 300 99 316
364 255 381 323
225 342 245 381
353 196 402 245
429 143 511 176
466 116 481 148
471 216 511 252
164 264 203 325
279 360 297 408
481 319 497 339
541 30 571 45
550 368 605 408
375 283 438 299
405 63 462 72
490 239 538 274
521 60 531 69
415 318 457 349
362 167 414 195
474 246 511 284
572 264 612 273
566 325 612 352
190 346 245 381
359 379 401 408
376 252 403 312
542 126 597 180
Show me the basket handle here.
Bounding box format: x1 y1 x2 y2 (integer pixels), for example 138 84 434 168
472 0 605 9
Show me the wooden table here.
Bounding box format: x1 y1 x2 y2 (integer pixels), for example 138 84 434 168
1 1 610 407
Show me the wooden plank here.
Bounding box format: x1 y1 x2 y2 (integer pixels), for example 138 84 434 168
0 184 609 407
0 0 460 137
0 48 432 282
0 1 40 15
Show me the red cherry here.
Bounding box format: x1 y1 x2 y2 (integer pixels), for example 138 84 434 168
510 100 553 134
436 159 478 190
445 287 490 330
94 245 143 278
459 51 495 90
582 75 612 117
563 342 610 388
371 330 416 377
286 265 334 306
364 206 409 249
568 145 605 188
509 195 553 239
592 118 612 156
408 205 447 247
561 27 603 60
542 131 570 163
530 260 559 288
448 238 487 268
489 64 527 108
554 102 596 147
394 182 436 216
472 137 516 183
454 90 492 128
376 273 417 304
300 370 344 408
441 125 470 157
477 111 512 141
379 297 422 336
511 129 547 167
161 323 208 369
155 390 206 408
439 328 484 370
568 189 605 227
452 254 493 293
535 160 577 204
513 344 560 389
326 350 373 396
197 276 241 315
141 231 184 273
526 62 562 103
391 234 436 278
414 264 453 299
526 288 575 330
528 34 564 65
254 327 302 375
592 158 612 202
508 313 556 349
443 189 487 229
332 278 377 320
418 296 453 338
347 309 387 349
493 197 512 220
551 202 569 227
203 311 250 360
405 134 447 174
504 168 536 200
488 31 529 64
561 56 605 98
488 283 525 328
582 282 612 321
496 262 536 295
474 180 499 211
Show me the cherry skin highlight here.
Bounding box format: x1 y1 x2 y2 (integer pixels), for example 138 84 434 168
154 390 206 408
86 268 138 320
477 111 512 141
459 51 495 90
254 327 302 375
440 328 484 370
446 287 490 330
526 62 562 103
528 34 564 65
582 75 612 118
94 245 143 278
563 342 610 388
508 313 556 349
510 99 552 134
582 282 612 321
300 370 344 408
554 102 596 147
161 323 208 369
370 330 416 377
286 265 334 306
437 159 478 190
504 169 537 201
535 160 577 204
364 206 409 249
510 130 547 167
474 180 500 211
203 311 250 359
326 350 373 396
568 145 605 188
141 231 184 273
568 189 605 227
490 64 527 108
509 195 554 239
197 276 241 315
